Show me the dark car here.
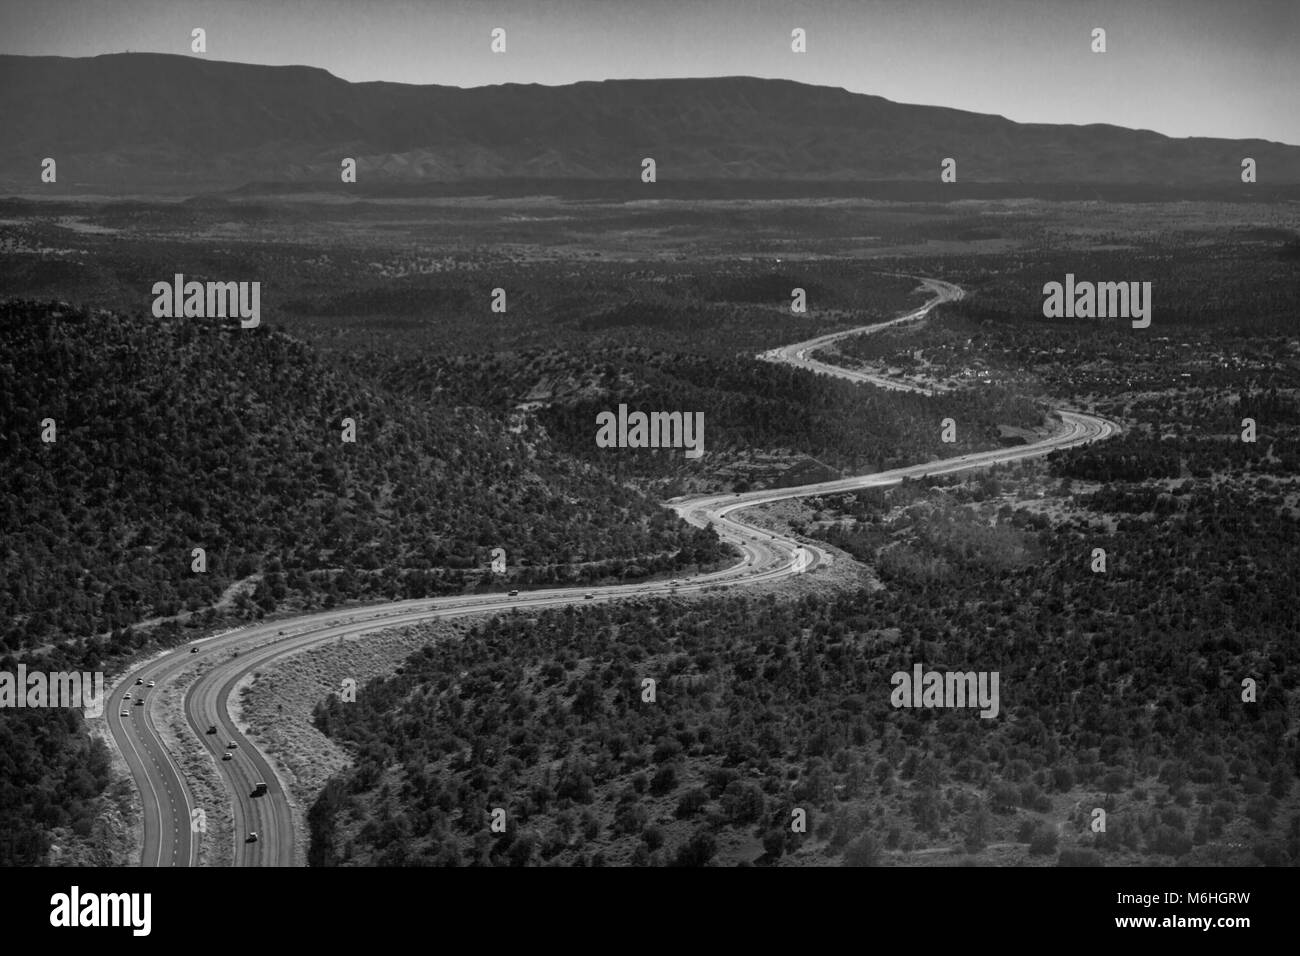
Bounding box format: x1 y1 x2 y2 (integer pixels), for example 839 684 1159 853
206 725 217 734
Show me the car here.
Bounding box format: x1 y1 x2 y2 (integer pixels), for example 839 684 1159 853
120 710 130 717
190 646 198 653
207 725 217 734
146 680 155 688
670 580 679 586
245 832 258 843
135 678 144 685
222 752 233 761
123 692 132 699
278 630 284 635
227 741 237 749
135 699 144 706
250 782 268 797
584 592 595 600
508 589 518 597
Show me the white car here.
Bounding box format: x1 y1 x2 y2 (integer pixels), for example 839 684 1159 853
146 680 155 688
124 692 132 699
120 710 130 717
222 752 233 761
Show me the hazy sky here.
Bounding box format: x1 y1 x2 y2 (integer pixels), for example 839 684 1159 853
3 0 1297 144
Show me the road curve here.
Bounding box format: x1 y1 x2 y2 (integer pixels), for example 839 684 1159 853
107 275 1118 866
758 276 966 395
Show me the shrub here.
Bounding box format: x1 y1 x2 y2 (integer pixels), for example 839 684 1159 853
675 788 710 819
650 764 679 796
762 829 786 861
671 828 718 867
1028 828 1059 857
843 833 882 867
991 782 1020 813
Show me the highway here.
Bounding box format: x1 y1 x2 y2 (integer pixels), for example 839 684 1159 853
757 276 967 396
106 276 1118 866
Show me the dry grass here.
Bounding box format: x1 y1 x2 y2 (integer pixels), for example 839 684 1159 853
152 658 237 867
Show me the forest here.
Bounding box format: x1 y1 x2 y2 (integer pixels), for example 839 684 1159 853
0 273 1009 865
827 242 1300 400
0 299 738 657
388 347 1045 491
0 295 752 865
309 459 1298 866
0 706 113 865
3 203 1296 867
0 209 930 361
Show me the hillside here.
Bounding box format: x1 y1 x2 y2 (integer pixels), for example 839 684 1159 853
0 299 729 655
308 467 1299 868
3 53 1299 190
389 347 1046 492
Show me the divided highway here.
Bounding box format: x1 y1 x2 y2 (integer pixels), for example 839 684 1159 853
106 276 1118 866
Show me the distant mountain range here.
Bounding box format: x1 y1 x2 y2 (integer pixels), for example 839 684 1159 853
2 52 1298 193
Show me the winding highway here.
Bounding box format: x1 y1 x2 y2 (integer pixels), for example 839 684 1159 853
106 276 1118 867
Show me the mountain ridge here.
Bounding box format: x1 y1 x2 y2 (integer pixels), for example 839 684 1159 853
2 52 1298 191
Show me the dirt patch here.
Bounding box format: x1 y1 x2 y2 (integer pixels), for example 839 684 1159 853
153 658 237 867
